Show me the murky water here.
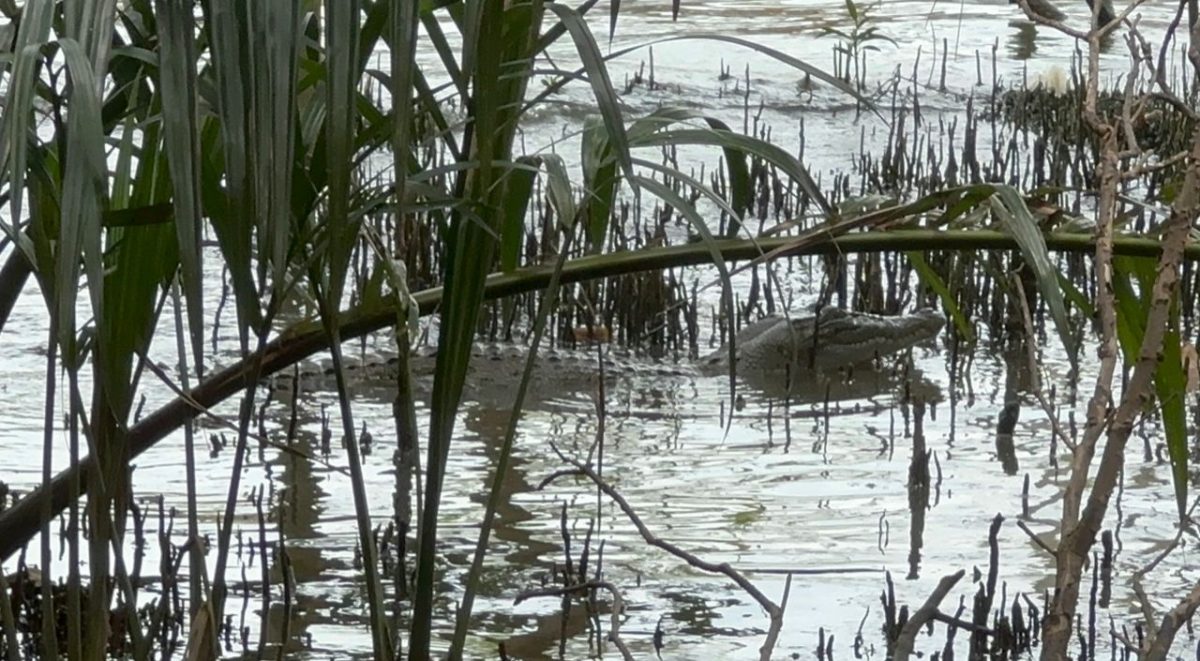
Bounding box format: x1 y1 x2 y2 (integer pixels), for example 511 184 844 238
1 1 1195 659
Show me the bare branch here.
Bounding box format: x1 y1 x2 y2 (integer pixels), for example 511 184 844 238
1143 581 1200 660
540 451 786 661
1016 520 1057 556
892 570 966 661
1009 272 1076 451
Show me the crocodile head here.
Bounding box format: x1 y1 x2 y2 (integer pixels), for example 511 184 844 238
700 308 943 374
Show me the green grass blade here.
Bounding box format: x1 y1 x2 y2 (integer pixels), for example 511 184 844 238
411 2 510 655
356 0 388 74
701 117 751 238
204 0 261 335
100 114 178 421
541 153 577 232
546 3 634 183
450 174 578 661
1 0 53 254
100 223 178 419
630 173 739 410
631 172 736 291
1157 307 1188 518
633 127 832 218
1056 272 1095 319
580 117 619 251
1114 256 1188 518
581 108 752 244
155 0 206 376
64 0 118 75
1110 264 1143 365
324 0 358 304
110 111 136 208
56 43 113 658
499 156 541 271
906 251 972 342
938 186 1002 226
57 39 108 365
261 2 301 299
392 0 420 204
419 11 468 103
631 158 743 227
989 185 1074 367
318 1 391 655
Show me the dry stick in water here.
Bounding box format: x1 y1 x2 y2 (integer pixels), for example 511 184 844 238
539 450 791 661
891 569 966 661
1051 62 1200 661
1012 0 1197 656
1128 495 1200 658
514 581 633 661
1010 272 1075 451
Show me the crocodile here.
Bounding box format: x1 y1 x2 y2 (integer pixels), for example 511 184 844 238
698 307 943 373
269 307 944 403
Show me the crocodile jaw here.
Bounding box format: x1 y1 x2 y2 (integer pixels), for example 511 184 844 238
803 308 943 369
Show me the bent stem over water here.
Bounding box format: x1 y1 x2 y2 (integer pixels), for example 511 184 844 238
539 447 791 661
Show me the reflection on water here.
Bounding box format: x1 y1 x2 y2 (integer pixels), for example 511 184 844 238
1007 20 1041 60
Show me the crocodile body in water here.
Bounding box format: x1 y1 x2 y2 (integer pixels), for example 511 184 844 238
270 308 944 403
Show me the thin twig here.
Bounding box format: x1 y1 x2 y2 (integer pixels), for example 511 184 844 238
540 451 785 661
1017 520 1058 556
1130 498 1200 652
931 611 996 636
138 352 352 476
514 581 633 661
1009 272 1076 451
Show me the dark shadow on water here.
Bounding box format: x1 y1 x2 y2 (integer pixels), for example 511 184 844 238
907 400 932 581
737 362 942 407
1007 21 1039 60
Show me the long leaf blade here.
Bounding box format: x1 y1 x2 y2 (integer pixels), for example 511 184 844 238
156 0 206 376
547 4 634 184
989 185 1074 366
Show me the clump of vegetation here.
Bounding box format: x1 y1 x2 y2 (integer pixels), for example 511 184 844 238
818 0 897 92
